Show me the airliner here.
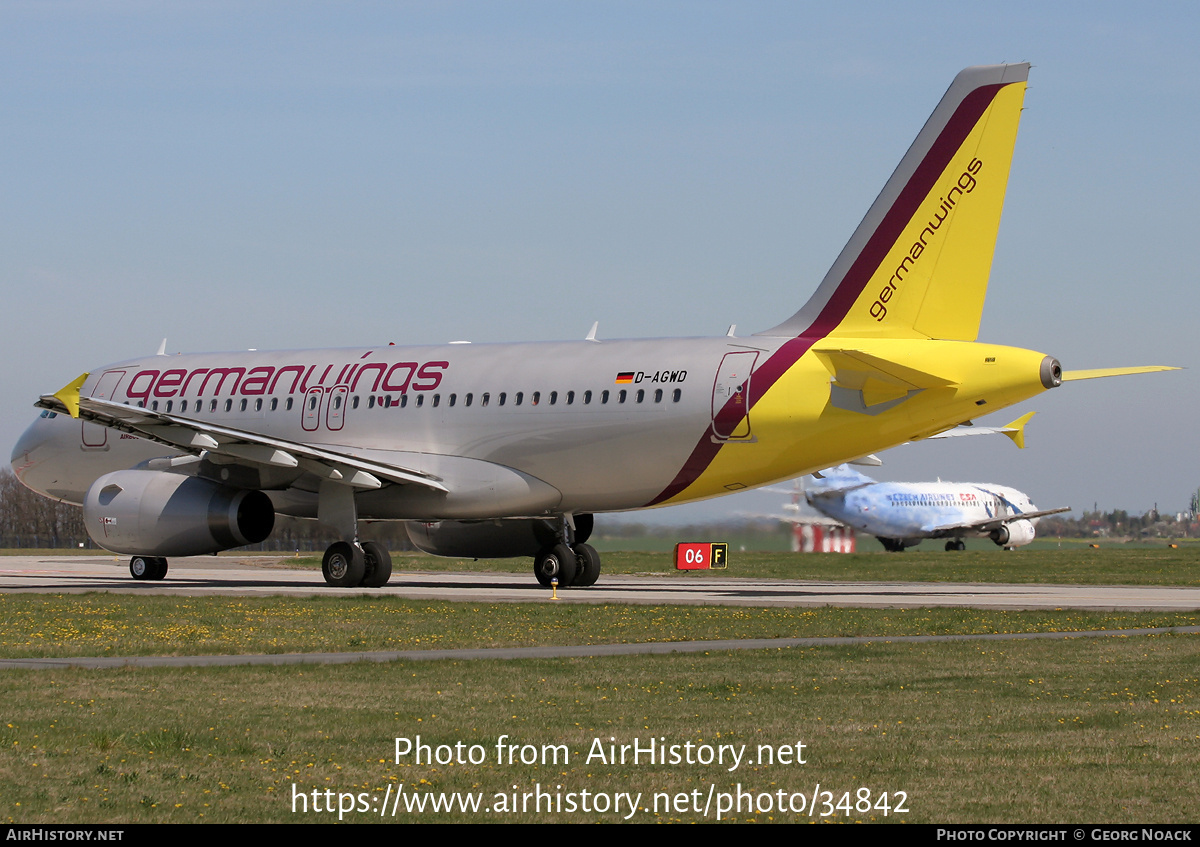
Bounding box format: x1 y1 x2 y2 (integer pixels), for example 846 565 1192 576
10 64 1173 588
802 465 1070 551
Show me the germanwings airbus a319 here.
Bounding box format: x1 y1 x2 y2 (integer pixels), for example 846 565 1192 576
11 64 1172 588
802 465 1070 552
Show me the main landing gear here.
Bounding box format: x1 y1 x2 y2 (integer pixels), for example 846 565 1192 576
129 556 168 580
317 480 393 588
321 540 393 588
944 539 966 551
533 515 601 588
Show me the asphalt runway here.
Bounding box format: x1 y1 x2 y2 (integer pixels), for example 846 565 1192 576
3 554 1200 611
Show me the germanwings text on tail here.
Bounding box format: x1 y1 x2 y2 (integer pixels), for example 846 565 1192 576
11 64 1174 588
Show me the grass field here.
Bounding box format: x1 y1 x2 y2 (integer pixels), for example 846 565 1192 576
2 548 1198 824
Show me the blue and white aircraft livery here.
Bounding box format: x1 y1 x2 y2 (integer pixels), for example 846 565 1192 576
10 64 1171 588
803 465 1070 552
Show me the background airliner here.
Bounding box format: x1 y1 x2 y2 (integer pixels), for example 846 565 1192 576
10 64 1172 588
802 464 1069 551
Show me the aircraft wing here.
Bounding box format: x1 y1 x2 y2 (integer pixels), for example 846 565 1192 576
921 506 1071 536
36 375 448 493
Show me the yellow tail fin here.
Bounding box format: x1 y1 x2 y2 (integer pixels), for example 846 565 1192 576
759 64 1029 342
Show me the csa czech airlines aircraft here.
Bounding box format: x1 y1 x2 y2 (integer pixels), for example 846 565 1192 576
802 465 1070 552
10 64 1172 588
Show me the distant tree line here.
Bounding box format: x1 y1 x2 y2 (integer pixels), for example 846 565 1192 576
1039 509 1197 539
0 469 88 548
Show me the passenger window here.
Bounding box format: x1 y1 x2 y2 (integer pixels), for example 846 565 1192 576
636 389 644 403
224 399 233 412
619 390 627 403
285 397 293 411
515 392 523 406
210 399 218 412
531 391 539 406
566 391 573 405
432 394 440 408
401 394 409 408
465 393 473 407
255 398 263 411
654 389 662 403
448 394 456 407
368 395 376 409
482 393 491 407
499 392 506 406
584 390 592 404
673 389 681 402
549 391 557 405
271 397 279 411
351 396 359 409
151 401 159 411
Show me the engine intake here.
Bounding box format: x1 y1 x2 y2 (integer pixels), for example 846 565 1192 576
990 519 1036 548
83 470 274 556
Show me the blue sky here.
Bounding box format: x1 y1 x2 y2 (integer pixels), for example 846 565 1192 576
3 1 1197 523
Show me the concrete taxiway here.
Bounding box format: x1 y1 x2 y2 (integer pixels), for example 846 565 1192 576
2 555 1199 611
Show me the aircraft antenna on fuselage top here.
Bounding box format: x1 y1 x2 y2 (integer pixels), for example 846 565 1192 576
757 63 1030 342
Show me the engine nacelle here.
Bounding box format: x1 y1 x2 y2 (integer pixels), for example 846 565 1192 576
83 470 275 556
406 515 593 558
990 519 1036 548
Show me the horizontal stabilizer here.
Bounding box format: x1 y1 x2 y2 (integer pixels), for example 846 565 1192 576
815 347 957 406
925 411 1035 449
814 348 958 390
1061 366 1179 382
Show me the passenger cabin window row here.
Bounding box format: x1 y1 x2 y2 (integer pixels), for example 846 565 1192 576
141 387 683 412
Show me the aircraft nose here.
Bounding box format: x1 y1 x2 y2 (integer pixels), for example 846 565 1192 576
11 416 45 475
10 413 67 496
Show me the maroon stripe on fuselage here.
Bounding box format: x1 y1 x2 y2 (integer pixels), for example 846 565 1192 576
645 83 1006 507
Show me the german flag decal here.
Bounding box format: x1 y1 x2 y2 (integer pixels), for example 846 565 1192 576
615 372 635 384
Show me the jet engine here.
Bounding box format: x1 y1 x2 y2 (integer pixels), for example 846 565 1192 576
406 515 593 559
990 519 1036 548
82 470 275 556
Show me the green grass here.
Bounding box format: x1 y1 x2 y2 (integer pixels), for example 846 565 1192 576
0 593 1198 659
2 635 1198 823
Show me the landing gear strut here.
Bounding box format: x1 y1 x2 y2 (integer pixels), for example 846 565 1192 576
317 480 393 588
944 539 966 551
